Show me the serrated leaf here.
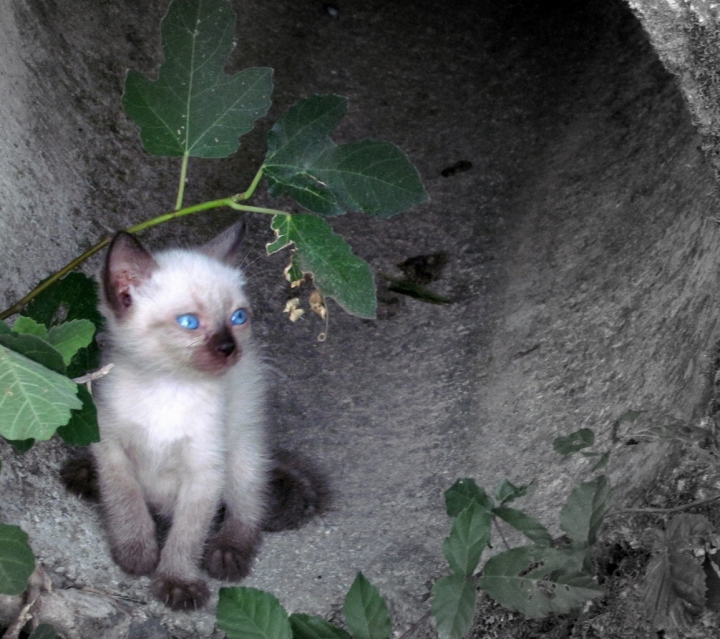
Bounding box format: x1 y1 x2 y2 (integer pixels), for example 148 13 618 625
493 506 553 547
444 479 495 518
216 587 292 639
553 428 594 457
0 524 35 595
495 479 532 505
478 546 602 618
264 95 427 218
22 272 102 378
643 518 709 633
0 334 65 375
343 573 391 639
443 501 491 577
313 140 428 218
268 214 376 318
28 624 57 639
431 574 477 639
560 475 611 546
123 0 273 158
57 385 99 446
289 614 351 639
46 320 95 366
0 344 81 441
11 317 47 339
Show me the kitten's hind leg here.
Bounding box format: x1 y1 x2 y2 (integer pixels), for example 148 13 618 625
60 448 100 501
203 516 262 581
262 449 331 532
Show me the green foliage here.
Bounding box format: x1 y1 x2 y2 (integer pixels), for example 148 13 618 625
560 475 611 546
264 95 428 218
267 214 376 318
553 428 594 457
0 524 35 595
28 625 57 639
0 341 82 442
431 575 477 639
216 587 292 639
343 573 392 639
123 0 273 158
442 502 491 577
643 514 713 635
217 575 391 639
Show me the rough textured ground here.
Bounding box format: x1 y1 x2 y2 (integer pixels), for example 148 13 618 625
2 0 720 637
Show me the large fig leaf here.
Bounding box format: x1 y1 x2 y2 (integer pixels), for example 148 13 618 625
0 343 81 441
268 214 376 318
123 0 273 158
264 95 427 217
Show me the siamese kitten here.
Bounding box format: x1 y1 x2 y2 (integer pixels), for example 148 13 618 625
79 222 326 610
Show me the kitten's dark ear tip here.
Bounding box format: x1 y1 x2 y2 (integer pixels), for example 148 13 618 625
262 449 332 533
201 221 246 264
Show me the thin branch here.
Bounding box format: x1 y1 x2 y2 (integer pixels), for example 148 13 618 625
493 517 511 551
396 611 432 639
611 492 720 516
175 151 190 210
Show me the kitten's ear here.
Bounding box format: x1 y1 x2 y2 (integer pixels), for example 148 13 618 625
102 232 157 317
200 221 246 264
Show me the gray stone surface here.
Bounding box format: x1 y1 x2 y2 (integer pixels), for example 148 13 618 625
2 0 720 637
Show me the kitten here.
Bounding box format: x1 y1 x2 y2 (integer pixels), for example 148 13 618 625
73 222 327 610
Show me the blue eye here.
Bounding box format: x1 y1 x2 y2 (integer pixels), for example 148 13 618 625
230 308 248 326
176 314 200 330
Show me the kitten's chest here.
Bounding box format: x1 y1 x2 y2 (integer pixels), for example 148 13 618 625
107 372 227 445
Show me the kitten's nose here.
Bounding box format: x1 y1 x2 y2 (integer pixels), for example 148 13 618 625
209 327 236 358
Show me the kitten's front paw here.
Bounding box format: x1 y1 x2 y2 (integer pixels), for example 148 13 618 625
111 537 159 576
151 575 210 610
203 523 262 581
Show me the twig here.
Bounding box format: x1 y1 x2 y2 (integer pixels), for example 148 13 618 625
72 363 114 385
396 610 432 639
494 517 511 550
1 564 51 639
611 492 720 516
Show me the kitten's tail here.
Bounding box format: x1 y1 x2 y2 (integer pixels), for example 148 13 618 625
59 448 331 532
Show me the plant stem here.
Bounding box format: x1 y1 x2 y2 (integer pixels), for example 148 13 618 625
493 517 511 551
0 195 290 320
237 165 265 201
610 492 720 516
175 151 190 210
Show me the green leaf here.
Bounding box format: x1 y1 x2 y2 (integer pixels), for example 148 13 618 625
0 344 81 442
444 479 494 518
443 501 491 577
264 95 428 218
478 546 602 618
0 334 65 375
57 385 99 446
553 428 594 457
643 515 711 633
0 524 35 595
492 506 553 547
11 317 47 339
28 624 57 639
494 479 532 505
268 214 376 319
46 320 95 366
123 0 273 158
560 475 611 546
5 438 34 452
0 322 10 335
430 574 477 639
289 614 351 639
590 451 610 472
343 573 391 639
216 587 292 639
22 272 102 378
